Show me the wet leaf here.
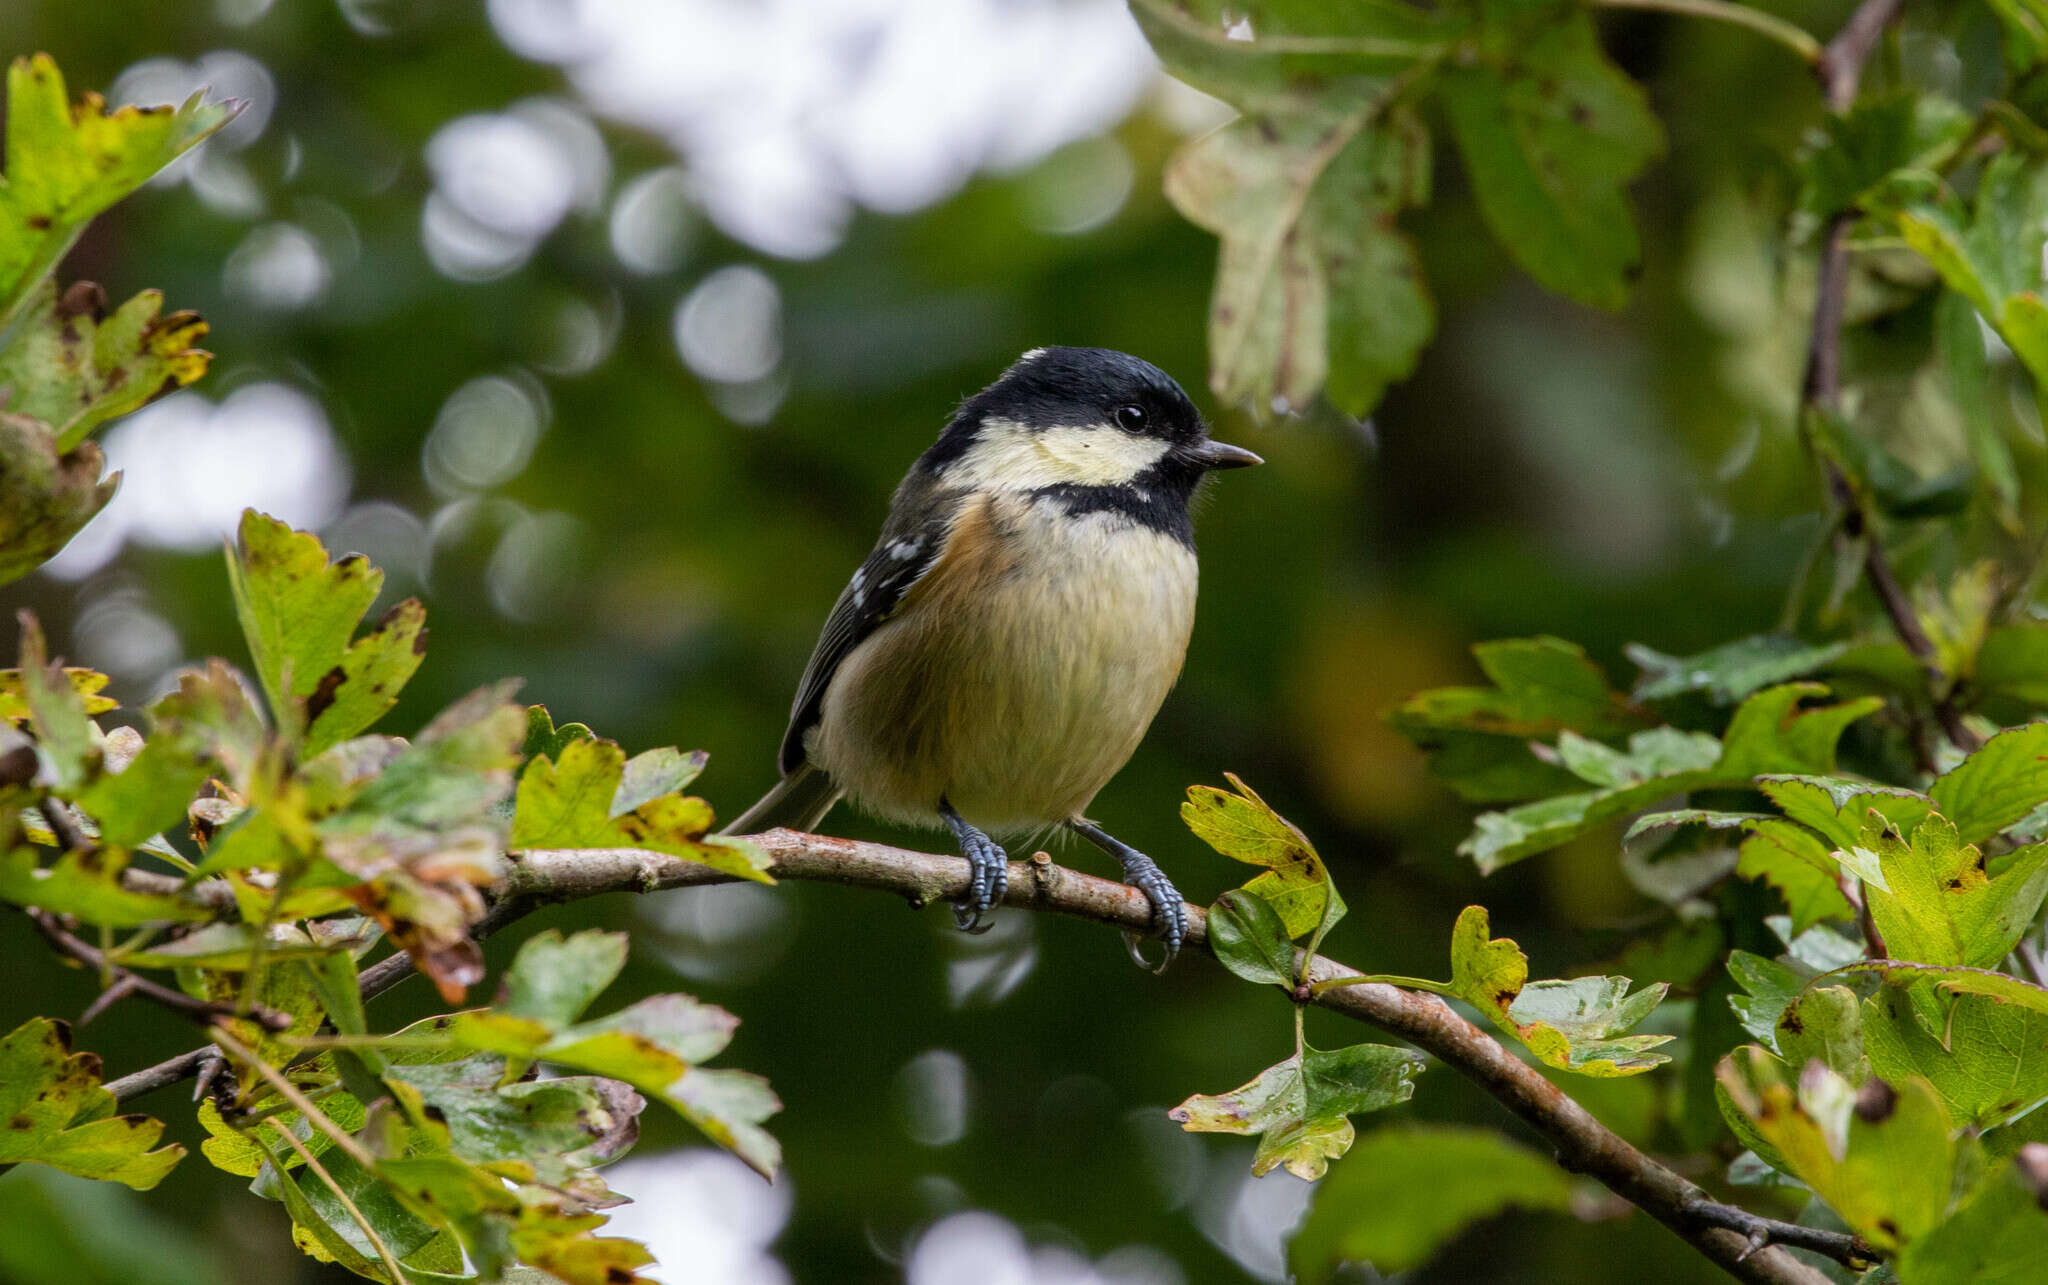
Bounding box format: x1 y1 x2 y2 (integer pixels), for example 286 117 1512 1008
1928 722 2048 847
1207 888 1297 987
1462 684 1882 874
0 1017 183 1188
1627 634 1848 705
1291 1124 1573 1279
1863 980 2048 1128
1169 1042 1427 1180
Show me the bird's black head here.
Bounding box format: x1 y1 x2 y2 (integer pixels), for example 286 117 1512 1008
920 348 1261 500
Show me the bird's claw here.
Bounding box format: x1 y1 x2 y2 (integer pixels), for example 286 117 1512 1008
950 827 1008 933
1122 857 1185 974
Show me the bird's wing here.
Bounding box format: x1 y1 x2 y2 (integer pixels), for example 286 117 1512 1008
777 482 964 774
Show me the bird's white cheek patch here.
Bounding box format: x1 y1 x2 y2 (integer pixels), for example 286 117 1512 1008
943 418 1171 489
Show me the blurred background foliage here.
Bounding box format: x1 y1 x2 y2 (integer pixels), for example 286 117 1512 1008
1 0 2031 1281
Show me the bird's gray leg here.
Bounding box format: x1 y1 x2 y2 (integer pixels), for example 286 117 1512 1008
1068 819 1185 972
940 798 1006 934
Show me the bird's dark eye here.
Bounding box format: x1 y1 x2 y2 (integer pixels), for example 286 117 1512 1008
1113 404 1148 433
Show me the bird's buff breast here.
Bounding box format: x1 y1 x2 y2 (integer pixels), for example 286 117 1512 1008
811 497 1197 831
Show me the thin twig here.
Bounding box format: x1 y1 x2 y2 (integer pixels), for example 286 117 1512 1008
264 1118 414 1285
1686 1199 1879 1266
1797 0 1981 753
21 907 291 1031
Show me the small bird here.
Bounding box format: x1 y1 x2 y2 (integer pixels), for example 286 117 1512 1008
728 347 1260 967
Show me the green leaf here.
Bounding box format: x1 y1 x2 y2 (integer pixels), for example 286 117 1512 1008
494 929 629 1026
1165 101 1433 418
1776 986 1869 1083
0 1017 183 1188
1898 1154 2048 1285
1181 773 1342 942
1131 0 1456 108
1864 980 2048 1127
382 1056 643 1181
0 407 115 587
1736 819 1857 934
512 736 771 883
1448 906 1672 1075
0 280 213 451
1727 949 1809 1049
1938 290 2021 522
0 54 240 332
0 846 214 926
1169 1042 1427 1180
1978 625 2048 709
1438 3 1664 309
1838 959 2048 1017
1462 684 1882 873
1877 154 2048 390
1850 812 2048 969
1207 888 1297 987
71 724 212 849
1928 722 2048 846
1716 1048 1953 1250
1290 1124 1574 1280
1627 634 1849 705
225 509 427 752
521 704 594 765
1393 635 1640 739
14 611 98 791
1757 775 1934 852
249 1132 385 1277
1799 92 1972 221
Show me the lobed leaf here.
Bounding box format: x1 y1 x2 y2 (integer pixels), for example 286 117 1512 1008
512 735 771 884
1169 1042 1426 1180
0 280 211 451
225 510 427 753
0 53 239 332
1448 906 1671 1075
0 1017 183 1188
1182 773 1342 941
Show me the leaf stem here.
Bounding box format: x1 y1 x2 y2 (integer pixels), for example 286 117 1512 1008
210 1025 378 1172
263 1119 413 1285
1311 973 1458 997
1589 0 1822 63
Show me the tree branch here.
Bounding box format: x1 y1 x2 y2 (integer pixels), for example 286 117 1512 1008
101 832 1851 1280
1798 0 1979 752
20 906 291 1032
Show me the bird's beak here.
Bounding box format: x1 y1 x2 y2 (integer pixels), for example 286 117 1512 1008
1183 438 1263 470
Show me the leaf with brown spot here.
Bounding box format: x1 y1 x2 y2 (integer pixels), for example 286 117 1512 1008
512 736 771 883
0 407 114 587
0 278 211 450
225 510 428 752
1448 905 1672 1076
0 1016 184 1188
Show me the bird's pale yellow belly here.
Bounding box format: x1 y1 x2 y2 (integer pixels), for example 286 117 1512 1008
811 498 1197 832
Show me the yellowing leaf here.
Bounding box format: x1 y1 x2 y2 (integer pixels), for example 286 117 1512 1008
0 54 239 331
1182 772 1343 941
1448 906 1672 1076
225 509 427 752
0 280 211 451
512 736 771 883
0 1017 184 1188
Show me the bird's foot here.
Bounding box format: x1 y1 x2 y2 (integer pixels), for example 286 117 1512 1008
1068 819 1185 973
1118 852 1186 973
940 801 1007 934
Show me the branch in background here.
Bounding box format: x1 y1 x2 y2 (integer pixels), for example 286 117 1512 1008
110 834 1850 1284
21 907 291 1033
1798 0 1980 753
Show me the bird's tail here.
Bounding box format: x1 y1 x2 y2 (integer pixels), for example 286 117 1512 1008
720 761 843 837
